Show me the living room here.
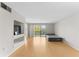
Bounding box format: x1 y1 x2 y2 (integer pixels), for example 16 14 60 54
0 2 79 58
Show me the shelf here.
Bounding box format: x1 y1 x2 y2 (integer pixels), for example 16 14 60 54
14 34 24 39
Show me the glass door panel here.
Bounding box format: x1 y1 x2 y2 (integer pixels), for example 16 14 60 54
34 25 41 36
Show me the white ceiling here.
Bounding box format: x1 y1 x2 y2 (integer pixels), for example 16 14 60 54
6 2 79 23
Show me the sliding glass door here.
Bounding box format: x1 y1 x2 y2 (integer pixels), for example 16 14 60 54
41 25 46 36
33 25 46 37
34 25 41 36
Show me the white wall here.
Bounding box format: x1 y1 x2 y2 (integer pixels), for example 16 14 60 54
0 5 25 56
12 9 25 23
0 8 13 56
55 13 79 51
24 23 28 43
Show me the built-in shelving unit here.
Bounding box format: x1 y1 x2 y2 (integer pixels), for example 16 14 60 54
14 20 24 49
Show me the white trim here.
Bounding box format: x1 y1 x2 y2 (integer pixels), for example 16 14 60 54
7 42 24 57
63 39 79 51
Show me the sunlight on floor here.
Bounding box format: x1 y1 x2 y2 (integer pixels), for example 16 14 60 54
33 36 46 49
10 36 79 57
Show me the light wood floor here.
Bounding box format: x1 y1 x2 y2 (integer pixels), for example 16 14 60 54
10 37 79 57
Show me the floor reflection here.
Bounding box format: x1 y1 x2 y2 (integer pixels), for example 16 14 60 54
33 36 46 49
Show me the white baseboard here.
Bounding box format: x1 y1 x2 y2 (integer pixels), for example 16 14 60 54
7 43 24 57
63 39 79 51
